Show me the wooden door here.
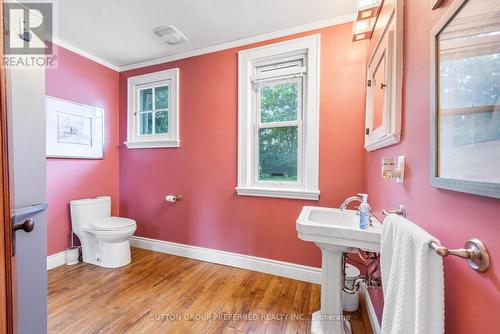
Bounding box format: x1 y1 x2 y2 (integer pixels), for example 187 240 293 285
0 0 15 332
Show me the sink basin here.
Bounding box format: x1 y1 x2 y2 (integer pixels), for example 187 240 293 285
296 206 382 334
297 206 382 252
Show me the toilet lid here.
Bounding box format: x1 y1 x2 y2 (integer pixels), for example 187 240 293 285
91 217 136 231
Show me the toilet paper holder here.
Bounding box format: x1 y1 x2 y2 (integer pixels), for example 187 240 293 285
166 194 183 203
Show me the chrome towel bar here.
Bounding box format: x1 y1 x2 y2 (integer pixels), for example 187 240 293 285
382 206 491 273
381 205 406 218
429 239 490 273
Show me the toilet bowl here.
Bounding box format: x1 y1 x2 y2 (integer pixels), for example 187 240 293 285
70 196 137 268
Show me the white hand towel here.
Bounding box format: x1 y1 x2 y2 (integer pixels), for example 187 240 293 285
381 214 444 334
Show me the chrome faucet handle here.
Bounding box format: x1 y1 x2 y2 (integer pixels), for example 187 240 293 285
339 195 363 211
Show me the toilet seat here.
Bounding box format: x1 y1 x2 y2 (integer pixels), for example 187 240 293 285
91 217 136 231
71 196 136 268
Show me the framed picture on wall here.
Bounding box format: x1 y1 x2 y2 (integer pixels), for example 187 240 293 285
46 96 104 159
430 0 500 199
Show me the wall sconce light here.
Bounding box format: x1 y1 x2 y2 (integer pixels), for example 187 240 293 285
353 19 373 41
352 0 382 42
381 156 405 183
357 0 382 20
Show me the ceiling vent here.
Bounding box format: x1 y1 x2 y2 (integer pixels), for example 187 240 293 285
153 25 187 45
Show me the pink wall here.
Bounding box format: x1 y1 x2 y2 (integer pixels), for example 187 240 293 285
365 0 500 331
46 45 120 256
119 23 367 266
47 7 500 331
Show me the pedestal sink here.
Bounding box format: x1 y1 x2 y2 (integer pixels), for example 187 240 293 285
296 206 382 334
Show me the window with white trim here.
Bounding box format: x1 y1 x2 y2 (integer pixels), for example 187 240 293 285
236 35 320 200
125 68 179 149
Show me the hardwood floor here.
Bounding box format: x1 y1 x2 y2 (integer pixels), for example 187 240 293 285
48 248 373 334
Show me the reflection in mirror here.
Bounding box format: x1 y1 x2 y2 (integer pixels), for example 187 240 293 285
372 53 386 130
437 0 500 183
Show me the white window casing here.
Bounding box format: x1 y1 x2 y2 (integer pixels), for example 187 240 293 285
125 68 180 149
236 35 320 200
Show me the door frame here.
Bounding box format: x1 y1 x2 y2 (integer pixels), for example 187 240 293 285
0 0 15 332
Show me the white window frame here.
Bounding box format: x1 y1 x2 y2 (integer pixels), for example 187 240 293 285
125 68 180 149
236 35 320 200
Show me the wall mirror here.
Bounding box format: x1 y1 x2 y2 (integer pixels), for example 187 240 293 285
431 0 500 199
364 0 403 151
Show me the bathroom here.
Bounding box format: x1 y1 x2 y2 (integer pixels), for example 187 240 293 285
1 0 499 333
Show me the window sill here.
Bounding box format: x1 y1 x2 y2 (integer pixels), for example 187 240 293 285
124 139 180 149
235 186 320 200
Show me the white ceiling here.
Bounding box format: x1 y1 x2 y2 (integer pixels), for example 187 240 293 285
53 0 357 70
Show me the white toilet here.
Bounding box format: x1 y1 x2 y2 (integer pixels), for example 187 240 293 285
70 196 137 268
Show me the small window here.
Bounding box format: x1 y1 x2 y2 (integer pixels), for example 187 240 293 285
236 35 320 200
257 77 302 183
125 68 179 149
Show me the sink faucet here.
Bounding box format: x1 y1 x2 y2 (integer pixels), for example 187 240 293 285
340 195 376 226
339 195 363 211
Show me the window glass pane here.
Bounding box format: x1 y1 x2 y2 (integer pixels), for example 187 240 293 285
139 88 153 111
155 86 169 109
155 111 168 134
372 54 385 130
139 112 152 135
437 0 500 183
260 81 300 123
259 126 298 181
440 54 500 109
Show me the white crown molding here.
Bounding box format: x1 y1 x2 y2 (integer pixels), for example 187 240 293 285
51 14 354 73
130 236 322 284
47 250 66 270
52 37 121 72
119 13 355 72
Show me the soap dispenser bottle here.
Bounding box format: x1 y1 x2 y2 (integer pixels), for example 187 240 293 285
358 193 370 230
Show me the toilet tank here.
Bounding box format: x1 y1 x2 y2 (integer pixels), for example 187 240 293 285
70 196 111 233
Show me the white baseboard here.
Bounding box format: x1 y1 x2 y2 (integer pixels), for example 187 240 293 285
47 251 66 270
361 285 381 334
130 236 322 284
